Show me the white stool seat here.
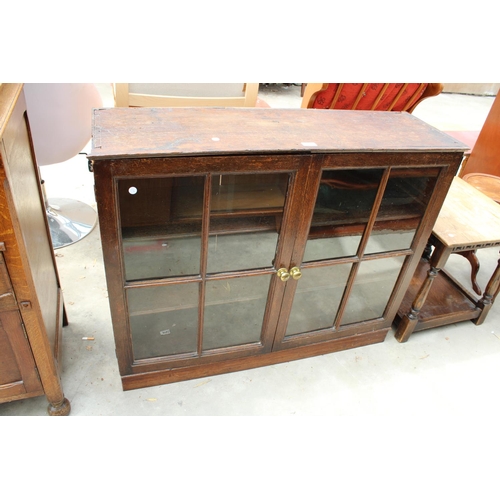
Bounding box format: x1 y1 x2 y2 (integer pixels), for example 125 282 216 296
24 83 102 248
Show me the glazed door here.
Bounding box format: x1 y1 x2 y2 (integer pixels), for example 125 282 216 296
272 160 442 350
114 155 310 373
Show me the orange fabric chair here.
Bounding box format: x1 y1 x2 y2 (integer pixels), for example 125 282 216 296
301 83 443 113
458 93 500 204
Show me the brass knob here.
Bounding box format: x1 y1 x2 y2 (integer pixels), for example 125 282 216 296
277 268 290 282
290 267 302 280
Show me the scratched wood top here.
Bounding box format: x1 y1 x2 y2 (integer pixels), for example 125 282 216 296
88 107 467 160
433 176 500 247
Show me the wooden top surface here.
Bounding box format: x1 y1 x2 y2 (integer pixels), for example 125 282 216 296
433 176 500 247
88 107 467 160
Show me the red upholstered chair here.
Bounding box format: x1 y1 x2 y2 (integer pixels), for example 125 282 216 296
301 83 443 113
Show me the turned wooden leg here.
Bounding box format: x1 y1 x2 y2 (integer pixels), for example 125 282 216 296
395 265 440 343
456 250 481 295
47 396 71 416
474 256 500 325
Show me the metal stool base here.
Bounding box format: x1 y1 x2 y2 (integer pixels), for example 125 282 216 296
46 197 97 249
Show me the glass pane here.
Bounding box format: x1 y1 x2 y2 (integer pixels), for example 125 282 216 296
128 283 199 360
379 171 437 219
203 274 270 350
363 230 416 254
364 171 438 254
207 173 288 273
341 256 406 325
303 169 384 262
303 235 361 262
119 177 203 280
286 263 352 336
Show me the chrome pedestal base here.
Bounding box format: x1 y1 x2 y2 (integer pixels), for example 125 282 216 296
46 197 97 249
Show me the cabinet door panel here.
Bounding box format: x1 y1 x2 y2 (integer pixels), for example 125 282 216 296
0 313 23 387
275 165 441 348
0 310 43 400
118 161 307 370
2 106 59 354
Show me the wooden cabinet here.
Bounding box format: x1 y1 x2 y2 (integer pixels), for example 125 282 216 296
89 107 466 391
0 84 70 415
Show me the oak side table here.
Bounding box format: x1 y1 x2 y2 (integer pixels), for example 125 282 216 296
395 176 500 342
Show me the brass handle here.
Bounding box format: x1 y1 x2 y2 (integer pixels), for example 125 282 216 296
290 267 302 280
277 268 290 282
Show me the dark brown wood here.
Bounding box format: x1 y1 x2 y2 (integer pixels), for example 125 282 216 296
0 84 70 415
395 259 481 334
90 106 465 390
89 107 464 160
121 328 389 390
198 174 211 356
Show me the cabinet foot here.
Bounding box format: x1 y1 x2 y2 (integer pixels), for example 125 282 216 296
47 397 71 416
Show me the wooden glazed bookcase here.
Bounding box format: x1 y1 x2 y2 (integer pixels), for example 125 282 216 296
89 107 466 391
0 84 70 415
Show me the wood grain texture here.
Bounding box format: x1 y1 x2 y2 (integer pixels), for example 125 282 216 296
0 84 69 413
433 176 500 248
89 107 467 160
